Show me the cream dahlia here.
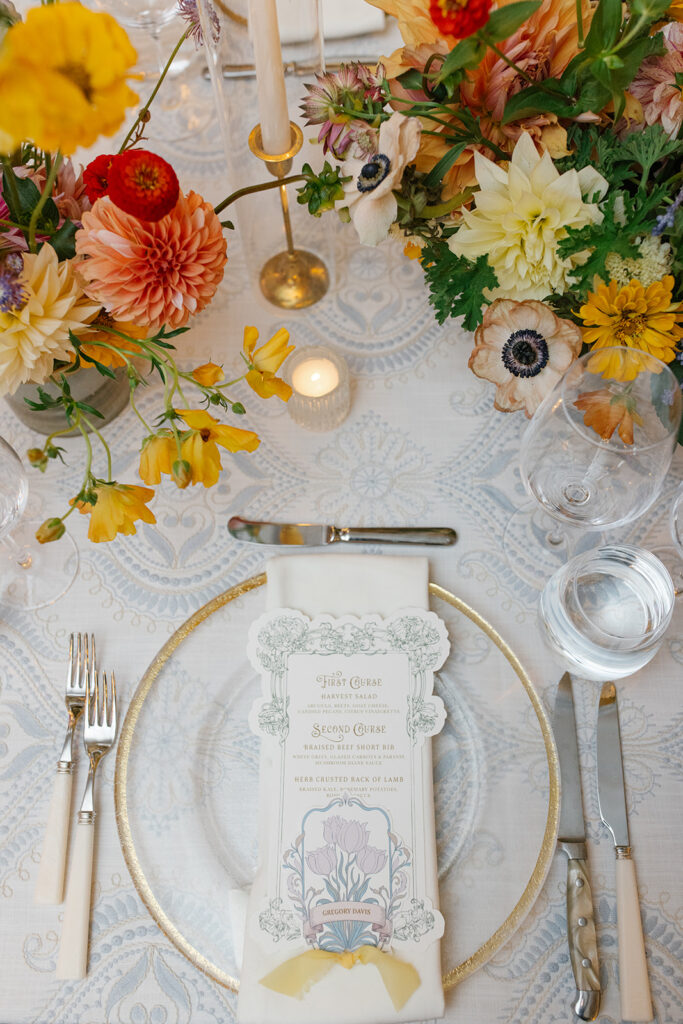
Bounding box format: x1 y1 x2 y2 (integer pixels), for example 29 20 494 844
449 133 607 301
629 23 683 139
75 192 227 329
470 298 582 416
0 244 100 396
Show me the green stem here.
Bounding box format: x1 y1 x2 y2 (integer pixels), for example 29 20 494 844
81 415 112 481
129 389 155 435
119 28 190 152
28 151 61 252
214 175 306 215
44 424 79 449
422 190 475 217
1 157 22 226
575 0 585 48
481 38 536 85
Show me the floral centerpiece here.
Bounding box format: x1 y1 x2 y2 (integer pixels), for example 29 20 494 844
297 0 683 436
0 0 294 543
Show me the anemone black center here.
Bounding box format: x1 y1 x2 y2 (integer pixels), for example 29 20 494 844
501 329 549 378
357 153 391 193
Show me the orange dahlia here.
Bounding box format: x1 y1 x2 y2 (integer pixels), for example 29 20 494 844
75 193 227 330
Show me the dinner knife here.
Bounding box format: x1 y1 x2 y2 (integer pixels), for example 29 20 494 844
552 672 601 1021
597 682 653 1023
227 516 457 546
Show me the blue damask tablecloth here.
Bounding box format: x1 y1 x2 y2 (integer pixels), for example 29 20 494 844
1 61 682 1024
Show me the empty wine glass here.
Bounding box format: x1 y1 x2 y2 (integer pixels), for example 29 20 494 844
505 346 682 587
0 436 78 610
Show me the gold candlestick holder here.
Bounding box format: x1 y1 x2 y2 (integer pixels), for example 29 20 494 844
248 121 329 310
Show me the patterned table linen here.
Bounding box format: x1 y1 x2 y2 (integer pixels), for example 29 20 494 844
1 89 682 1024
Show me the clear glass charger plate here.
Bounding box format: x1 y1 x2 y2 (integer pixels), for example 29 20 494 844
115 575 559 991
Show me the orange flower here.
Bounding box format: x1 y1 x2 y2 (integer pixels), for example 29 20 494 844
176 409 260 488
192 362 224 386
72 481 156 542
75 314 146 368
75 193 227 330
243 326 294 401
574 389 644 446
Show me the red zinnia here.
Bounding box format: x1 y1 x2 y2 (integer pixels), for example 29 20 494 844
83 154 115 203
107 149 180 223
429 0 491 38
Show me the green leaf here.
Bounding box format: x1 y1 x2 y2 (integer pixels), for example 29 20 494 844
47 220 77 261
628 0 673 19
231 402 246 415
584 0 623 56
436 35 487 81
1 166 40 223
397 68 424 91
423 141 469 190
483 0 542 42
420 239 498 330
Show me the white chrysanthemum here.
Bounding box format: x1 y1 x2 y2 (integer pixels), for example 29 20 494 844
605 235 673 289
0 244 100 396
449 133 608 301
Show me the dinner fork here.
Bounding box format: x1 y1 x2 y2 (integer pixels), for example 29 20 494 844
56 663 117 979
34 633 93 905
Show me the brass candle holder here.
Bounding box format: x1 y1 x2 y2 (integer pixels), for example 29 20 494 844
248 121 329 310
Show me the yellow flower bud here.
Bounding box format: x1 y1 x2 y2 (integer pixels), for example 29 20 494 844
171 459 192 489
36 518 66 544
192 362 224 386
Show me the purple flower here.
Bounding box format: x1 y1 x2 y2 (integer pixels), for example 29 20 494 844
0 266 26 313
653 183 683 237
306 844 337 877
356 844 387 875
337 820 370 854
178 0 220 47
322 815 345 846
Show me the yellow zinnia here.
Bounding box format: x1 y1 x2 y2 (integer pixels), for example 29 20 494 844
243 326 294 401
579 275 683 379
73 481 156 543
176 409 260 488
0 4 138 154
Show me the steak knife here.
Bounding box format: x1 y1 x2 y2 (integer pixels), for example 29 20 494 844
553 672 601 1021
597 682 653 1023
227 516 457 546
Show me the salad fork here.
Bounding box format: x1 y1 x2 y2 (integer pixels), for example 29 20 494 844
56 663 117 979
35 633 93 905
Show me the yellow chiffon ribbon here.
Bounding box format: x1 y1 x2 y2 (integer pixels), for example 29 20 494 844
260 946 421 1011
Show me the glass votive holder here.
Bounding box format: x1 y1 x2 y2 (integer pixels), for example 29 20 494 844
538 544 675 682
286 346 350 431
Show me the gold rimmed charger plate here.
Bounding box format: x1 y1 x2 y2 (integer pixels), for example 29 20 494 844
115 575 559 992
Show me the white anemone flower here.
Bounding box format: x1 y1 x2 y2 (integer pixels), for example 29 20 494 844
449 132 608 301
341 112 421 247
0 244 100 396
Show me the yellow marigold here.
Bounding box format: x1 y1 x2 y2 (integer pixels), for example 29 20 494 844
192 362 224 386
0 4 138 154
176 409 260 488
73 481 156 543
139 432 176 486
243 326 294 401
579 275 683 379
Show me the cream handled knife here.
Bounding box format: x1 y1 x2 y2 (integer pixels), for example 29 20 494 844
597 682 653 1023
228 516 457 546
553 672 601 1021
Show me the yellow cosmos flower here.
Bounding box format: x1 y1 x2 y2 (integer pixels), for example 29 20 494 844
243 326 294 401
192 362 224 386
0 4 138 154
579 275 683 380
73 481 156 543
176 409 260 488
139 432 176 486
75 315 146 369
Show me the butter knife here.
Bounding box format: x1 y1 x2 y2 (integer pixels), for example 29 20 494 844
552 672 601 1021
228 516 457 546
597 682 653 1023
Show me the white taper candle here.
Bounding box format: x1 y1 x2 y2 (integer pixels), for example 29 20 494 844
248 0 291 155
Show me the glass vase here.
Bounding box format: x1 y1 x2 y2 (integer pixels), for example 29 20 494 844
5 367 131 435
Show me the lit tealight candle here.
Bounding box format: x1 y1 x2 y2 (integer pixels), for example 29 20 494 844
287 346 350 431
291 358 340 398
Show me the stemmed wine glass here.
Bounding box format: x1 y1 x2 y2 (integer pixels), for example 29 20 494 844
0 436 78 610
504 346 682 588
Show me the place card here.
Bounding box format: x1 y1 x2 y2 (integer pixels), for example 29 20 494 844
237 606 449 1024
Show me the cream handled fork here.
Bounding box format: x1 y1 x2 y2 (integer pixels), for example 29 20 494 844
56 663 117 979
35 634 93 906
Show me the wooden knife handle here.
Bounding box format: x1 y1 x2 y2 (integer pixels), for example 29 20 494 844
616 852 653 1022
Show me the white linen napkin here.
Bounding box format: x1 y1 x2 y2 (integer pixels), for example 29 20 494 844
237 554 445 1024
